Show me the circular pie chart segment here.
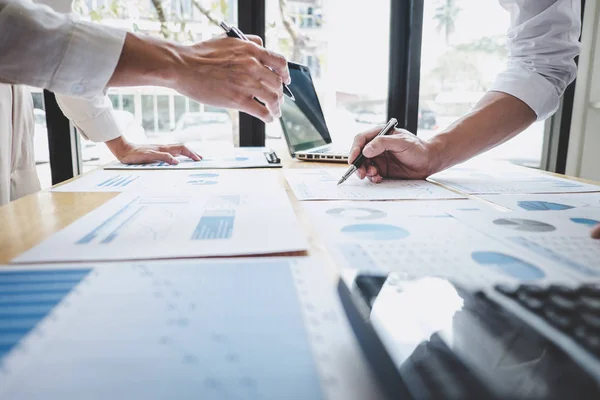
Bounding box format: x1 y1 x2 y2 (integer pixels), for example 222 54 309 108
517 201 575 211
570 218 600 227
340 224 409 241
472 252 545 281
492 218 556 232
189 173 220 178
326 208 387 220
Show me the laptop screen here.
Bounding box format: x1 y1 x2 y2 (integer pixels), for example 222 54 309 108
279 63 332 155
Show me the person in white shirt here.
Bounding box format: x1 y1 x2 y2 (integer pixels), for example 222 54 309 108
0 0 289 205
348 0 600 238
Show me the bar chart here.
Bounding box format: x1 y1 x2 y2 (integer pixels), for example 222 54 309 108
0 269 91 360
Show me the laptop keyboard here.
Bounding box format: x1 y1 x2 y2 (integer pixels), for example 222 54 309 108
494 283 600 357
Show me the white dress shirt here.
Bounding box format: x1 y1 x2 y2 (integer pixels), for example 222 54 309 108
0 0 126 99
491 0 581 120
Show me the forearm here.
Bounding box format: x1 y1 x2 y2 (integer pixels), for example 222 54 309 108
427 91 536 173
108 32 181 89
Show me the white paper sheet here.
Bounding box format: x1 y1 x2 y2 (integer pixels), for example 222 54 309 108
429 163 600 194
451 210 600 280
51 169 280 193
479 193 600 212
284 168 465 201
13 190 306 263
104 147 280 170
303 201 573 289
0 258 384 400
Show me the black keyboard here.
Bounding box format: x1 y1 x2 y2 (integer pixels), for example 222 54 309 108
495 283 600 356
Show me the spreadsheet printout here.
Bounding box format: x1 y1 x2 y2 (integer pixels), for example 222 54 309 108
284 169 465 201
303 201 577 290
0 258 384 400
13 190 306 263
51 169 279 193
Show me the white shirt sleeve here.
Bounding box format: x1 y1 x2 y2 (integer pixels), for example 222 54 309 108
489 0 581 121
55 94 123 142
0 0 126 98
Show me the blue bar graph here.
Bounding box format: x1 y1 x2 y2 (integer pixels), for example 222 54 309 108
191 212 235 240
0 269 91 360
97 175 140 188
76 198 139 244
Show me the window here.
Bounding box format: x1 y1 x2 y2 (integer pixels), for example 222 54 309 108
265 0 391 150
30 89 52 189
73 0 239 170
418 0 546 168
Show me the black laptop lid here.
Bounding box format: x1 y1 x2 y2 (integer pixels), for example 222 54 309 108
279 62 332 155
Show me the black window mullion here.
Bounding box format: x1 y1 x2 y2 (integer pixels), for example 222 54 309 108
43 90 79 185
542 0 586 173
237 0 266 147
387 0 424 133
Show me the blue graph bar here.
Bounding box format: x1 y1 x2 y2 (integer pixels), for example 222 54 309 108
100 206 145 244
191 215 235 240
97 175 121 187
121 176 140 187
0 269 91 360
77 198 140 244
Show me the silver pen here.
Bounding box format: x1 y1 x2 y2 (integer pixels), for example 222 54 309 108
219 21 295 101
337 118 398 185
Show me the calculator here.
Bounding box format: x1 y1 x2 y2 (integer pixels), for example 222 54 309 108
338 271 600 399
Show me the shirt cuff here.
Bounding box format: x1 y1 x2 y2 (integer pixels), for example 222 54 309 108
488 65 560 121
72 108 123 143
49 20 126 99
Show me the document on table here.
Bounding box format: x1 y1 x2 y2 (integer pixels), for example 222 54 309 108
284 168 465 201
13 190 306 263
104 147 281 170
479 193 600 212
451 209 600 279
303 200 573 289
0 258 384 400
429 163 600 194
51 169 279 193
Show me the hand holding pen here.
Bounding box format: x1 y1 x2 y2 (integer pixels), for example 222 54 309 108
339 118 398 185
219 22 294 121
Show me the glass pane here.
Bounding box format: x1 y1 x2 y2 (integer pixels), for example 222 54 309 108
30 88 52 190
141 94 155 133
122 95 135 115
418 0 545 168
174 95 187 124
156 95 170 132
265 0 391 150
108 94 120 110
73 0 239 172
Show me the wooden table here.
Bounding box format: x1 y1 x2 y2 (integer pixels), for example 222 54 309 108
1 147 597 265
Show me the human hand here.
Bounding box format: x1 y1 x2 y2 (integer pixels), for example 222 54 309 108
105 136 201 165
592 224 600 239
348 126 441 183
173 34 290 123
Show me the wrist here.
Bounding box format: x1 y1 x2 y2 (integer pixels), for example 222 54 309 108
425 134 450 175
105 136 133 161
110 32 183 89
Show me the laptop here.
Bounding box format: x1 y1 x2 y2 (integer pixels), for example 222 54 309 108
279 62 349 162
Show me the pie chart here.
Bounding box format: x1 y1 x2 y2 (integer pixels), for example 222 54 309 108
492 218 556 232
517 201 575 211
472 252 545 280
340 224 409 240
570 218 600 227
189 173 219 178
326 207 387 220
